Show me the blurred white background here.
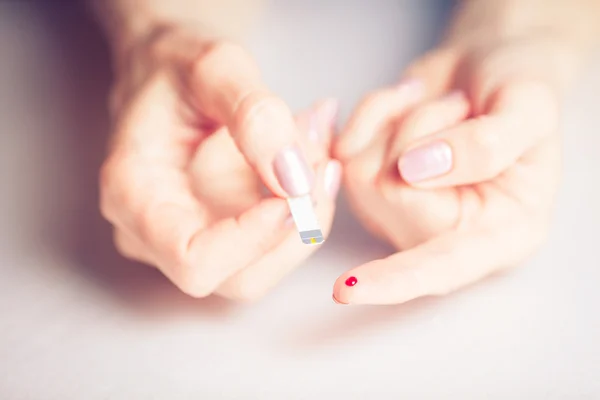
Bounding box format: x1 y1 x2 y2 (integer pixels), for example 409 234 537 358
0 1 599 398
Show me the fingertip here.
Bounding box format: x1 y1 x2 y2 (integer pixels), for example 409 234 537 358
316 97 339 132
332 259 425 306
333 265 375 305
332 293 344 305
336 81 425 161
226 89 314 198
296 98 340 168
311 98 339 150
272 144 316 197
332 273 353 305
397 140 453 185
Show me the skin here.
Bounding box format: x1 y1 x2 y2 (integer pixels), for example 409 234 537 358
333 1 600 305
97 25 341 300
94 0 600 304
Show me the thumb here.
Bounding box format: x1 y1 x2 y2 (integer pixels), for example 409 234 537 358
189 42 313 198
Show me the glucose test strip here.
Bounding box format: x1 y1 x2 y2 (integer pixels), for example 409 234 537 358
287 194 324 245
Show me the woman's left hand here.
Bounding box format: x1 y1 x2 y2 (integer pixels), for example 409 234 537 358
332 31 573 305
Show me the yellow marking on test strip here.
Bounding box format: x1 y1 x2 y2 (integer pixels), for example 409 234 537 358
310 238 317 244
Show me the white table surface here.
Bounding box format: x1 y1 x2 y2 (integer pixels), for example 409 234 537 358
1 1 599 399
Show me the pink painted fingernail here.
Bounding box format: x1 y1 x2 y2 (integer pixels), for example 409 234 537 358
399 141 453 183
323 160 342 199
319 98 339 130
308 98 339 143
307 112 320 143
273 145 315 197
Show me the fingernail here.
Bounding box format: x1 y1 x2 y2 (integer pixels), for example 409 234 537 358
307 112 320 143
399 141 453 183
273 145 315 197
318 98 339 130
308 99 339 143
323 160 342 199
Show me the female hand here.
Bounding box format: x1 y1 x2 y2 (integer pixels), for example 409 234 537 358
100 27 341 300
332 29 575 305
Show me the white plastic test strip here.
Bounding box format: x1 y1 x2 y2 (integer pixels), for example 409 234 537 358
287 194 324 245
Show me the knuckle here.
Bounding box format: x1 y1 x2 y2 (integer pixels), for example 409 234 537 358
169 231 214 299
231 93 288 153
98 159 121 222
229 277 268 302
176 267 214 299
137 202 191 264
234 92 286 129
99 156 145 219
165 243 189 274
112 230 138 261
146 27 179 61
136 196 163 241
204 41 244 60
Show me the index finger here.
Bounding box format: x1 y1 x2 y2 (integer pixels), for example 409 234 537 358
189 42 315 199
332 221 541 305
334 79 424 161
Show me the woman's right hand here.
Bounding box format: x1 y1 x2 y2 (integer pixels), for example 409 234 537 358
100 27 341 301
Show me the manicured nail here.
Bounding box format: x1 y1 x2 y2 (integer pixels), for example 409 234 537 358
318 98 339 130
323 160 342 199
273 145 315 197
345 276 358 287
307 112 320 143
398 141 453 183
308 99 339 143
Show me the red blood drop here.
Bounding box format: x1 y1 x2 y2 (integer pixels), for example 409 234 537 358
345 276 358 287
